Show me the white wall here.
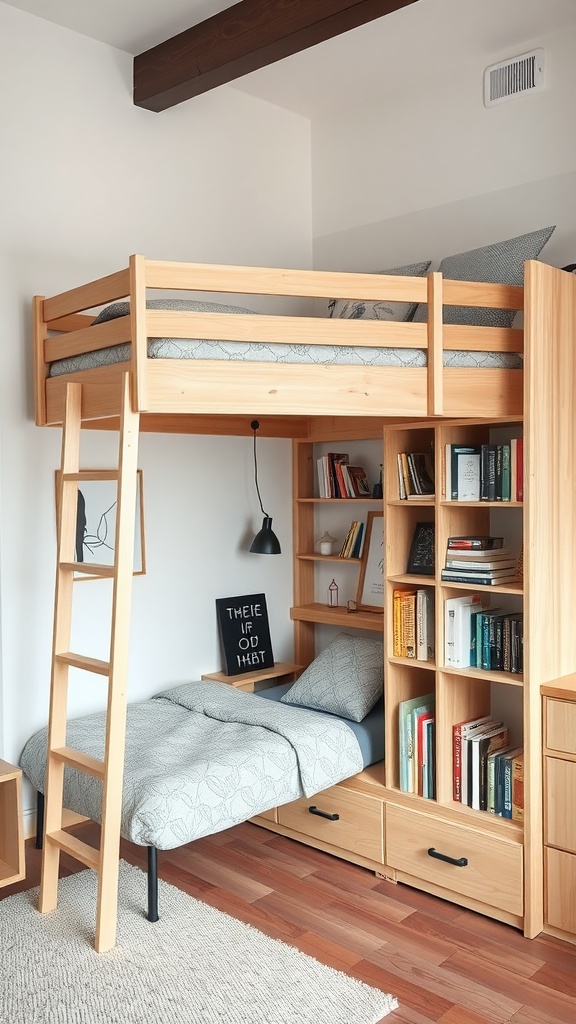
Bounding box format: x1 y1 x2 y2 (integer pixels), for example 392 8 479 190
0 4 312 784
312 20 576 272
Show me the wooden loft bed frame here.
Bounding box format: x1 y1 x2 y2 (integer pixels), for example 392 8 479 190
30 257 576 951
33 254 525 435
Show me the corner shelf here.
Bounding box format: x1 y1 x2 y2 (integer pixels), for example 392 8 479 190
291 603 383 632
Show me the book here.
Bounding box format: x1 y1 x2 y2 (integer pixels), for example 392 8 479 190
416 709 435 796
475 725 510 811
447 536 504 550
446 444 481 500
347 465 371 498
441 572 519 586
416 588 435 661
445 594 481 667
501 443 511 501
401 590 417 658
501 747 523 818
512 752 524 822
399 693 434 793
516 437 524 501
456 450 481 501
480 444 497 501
423 717 436 799
445 557 516 571
452 716 495 804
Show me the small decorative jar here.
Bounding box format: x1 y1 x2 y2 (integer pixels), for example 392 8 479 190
328 579 339 607
317 531 337 556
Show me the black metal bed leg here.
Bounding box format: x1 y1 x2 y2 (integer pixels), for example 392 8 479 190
147 846 159 922
36 791 44 849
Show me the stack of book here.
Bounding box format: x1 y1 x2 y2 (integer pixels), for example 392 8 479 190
393 588 435 661
339 521 365 559
397 451 435 499
317 453 371 498
444 438 523 501
452 715 523 817
399 692 435 797
441 535 519 586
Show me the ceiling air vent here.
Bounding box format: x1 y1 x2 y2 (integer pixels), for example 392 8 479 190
483 48 545 107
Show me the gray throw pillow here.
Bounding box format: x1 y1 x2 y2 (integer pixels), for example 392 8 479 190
328 261 431 323
412 226 555 327
281 633 383 723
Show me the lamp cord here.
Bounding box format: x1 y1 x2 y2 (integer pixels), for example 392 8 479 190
252 422 268 517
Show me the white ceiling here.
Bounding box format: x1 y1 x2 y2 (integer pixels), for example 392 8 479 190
4 0 576 117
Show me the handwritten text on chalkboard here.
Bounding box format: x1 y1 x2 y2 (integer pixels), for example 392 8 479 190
215 593 274 675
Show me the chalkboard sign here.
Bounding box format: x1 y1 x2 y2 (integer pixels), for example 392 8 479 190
215 593 274 676
407 522 435 576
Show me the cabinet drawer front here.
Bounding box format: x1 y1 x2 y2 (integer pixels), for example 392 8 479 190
545 847 576 934
546 699 576 755
278 786 383 862
545 758 576 852
386 804 523 916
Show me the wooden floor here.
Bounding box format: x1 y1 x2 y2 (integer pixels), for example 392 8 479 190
3 820 576 1024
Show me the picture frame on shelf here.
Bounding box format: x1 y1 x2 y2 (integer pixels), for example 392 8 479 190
356 510 384 612
407 521 435 576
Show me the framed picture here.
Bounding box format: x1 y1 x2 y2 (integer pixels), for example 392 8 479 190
407 521 435 576
55 469 146 578
356 510 384 612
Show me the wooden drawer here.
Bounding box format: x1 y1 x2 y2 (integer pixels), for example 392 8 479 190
545 847 576 935
278 785 383 863
545 757 576 852
546 699 576 755
386 804 523 916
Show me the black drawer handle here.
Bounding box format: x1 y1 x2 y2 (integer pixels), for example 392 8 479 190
428 847 468 867
309 805 339 821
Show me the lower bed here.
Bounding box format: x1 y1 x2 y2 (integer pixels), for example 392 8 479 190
20 679 384 915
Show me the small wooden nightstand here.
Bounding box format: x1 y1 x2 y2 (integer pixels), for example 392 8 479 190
0 760 25 888
201 661 302 693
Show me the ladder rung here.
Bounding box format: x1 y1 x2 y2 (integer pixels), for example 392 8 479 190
62 470 119 482
50 746 105 779
46 830 100 871
55 652 110 675
60 562 116 577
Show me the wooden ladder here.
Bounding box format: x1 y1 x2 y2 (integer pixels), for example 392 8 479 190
39 374 140 952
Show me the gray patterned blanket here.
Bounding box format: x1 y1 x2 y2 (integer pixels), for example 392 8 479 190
20 680 363 850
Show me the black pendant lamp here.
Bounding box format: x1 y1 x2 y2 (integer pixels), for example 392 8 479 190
249 420 281 554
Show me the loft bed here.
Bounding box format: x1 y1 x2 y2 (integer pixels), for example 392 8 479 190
34 254 525 431
31 254 565 953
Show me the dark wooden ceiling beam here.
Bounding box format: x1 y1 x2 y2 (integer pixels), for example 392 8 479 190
134 0 418 112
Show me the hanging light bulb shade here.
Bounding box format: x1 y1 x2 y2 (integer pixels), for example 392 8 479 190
250 516 281 554
248 420 281 555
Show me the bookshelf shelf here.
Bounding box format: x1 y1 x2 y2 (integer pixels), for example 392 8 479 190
290 602 382 632
296 553 361 563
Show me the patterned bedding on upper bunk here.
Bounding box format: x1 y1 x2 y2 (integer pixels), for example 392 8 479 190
47 296 523 376
48 228 560 377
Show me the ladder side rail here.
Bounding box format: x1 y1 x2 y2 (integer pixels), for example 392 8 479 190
39 382 83 913
95 372 140 952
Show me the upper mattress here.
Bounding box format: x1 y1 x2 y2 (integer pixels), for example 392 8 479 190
48 299 523 376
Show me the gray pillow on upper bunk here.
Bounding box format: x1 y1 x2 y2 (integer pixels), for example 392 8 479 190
281 632 383 723
327 260 431 323
91 297 258 324
411 225 556 327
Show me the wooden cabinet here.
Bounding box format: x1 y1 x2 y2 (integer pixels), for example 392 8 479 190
0 760 25 888
542 676 576 942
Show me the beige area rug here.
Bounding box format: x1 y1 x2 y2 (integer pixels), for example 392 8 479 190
0 860 398 1023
